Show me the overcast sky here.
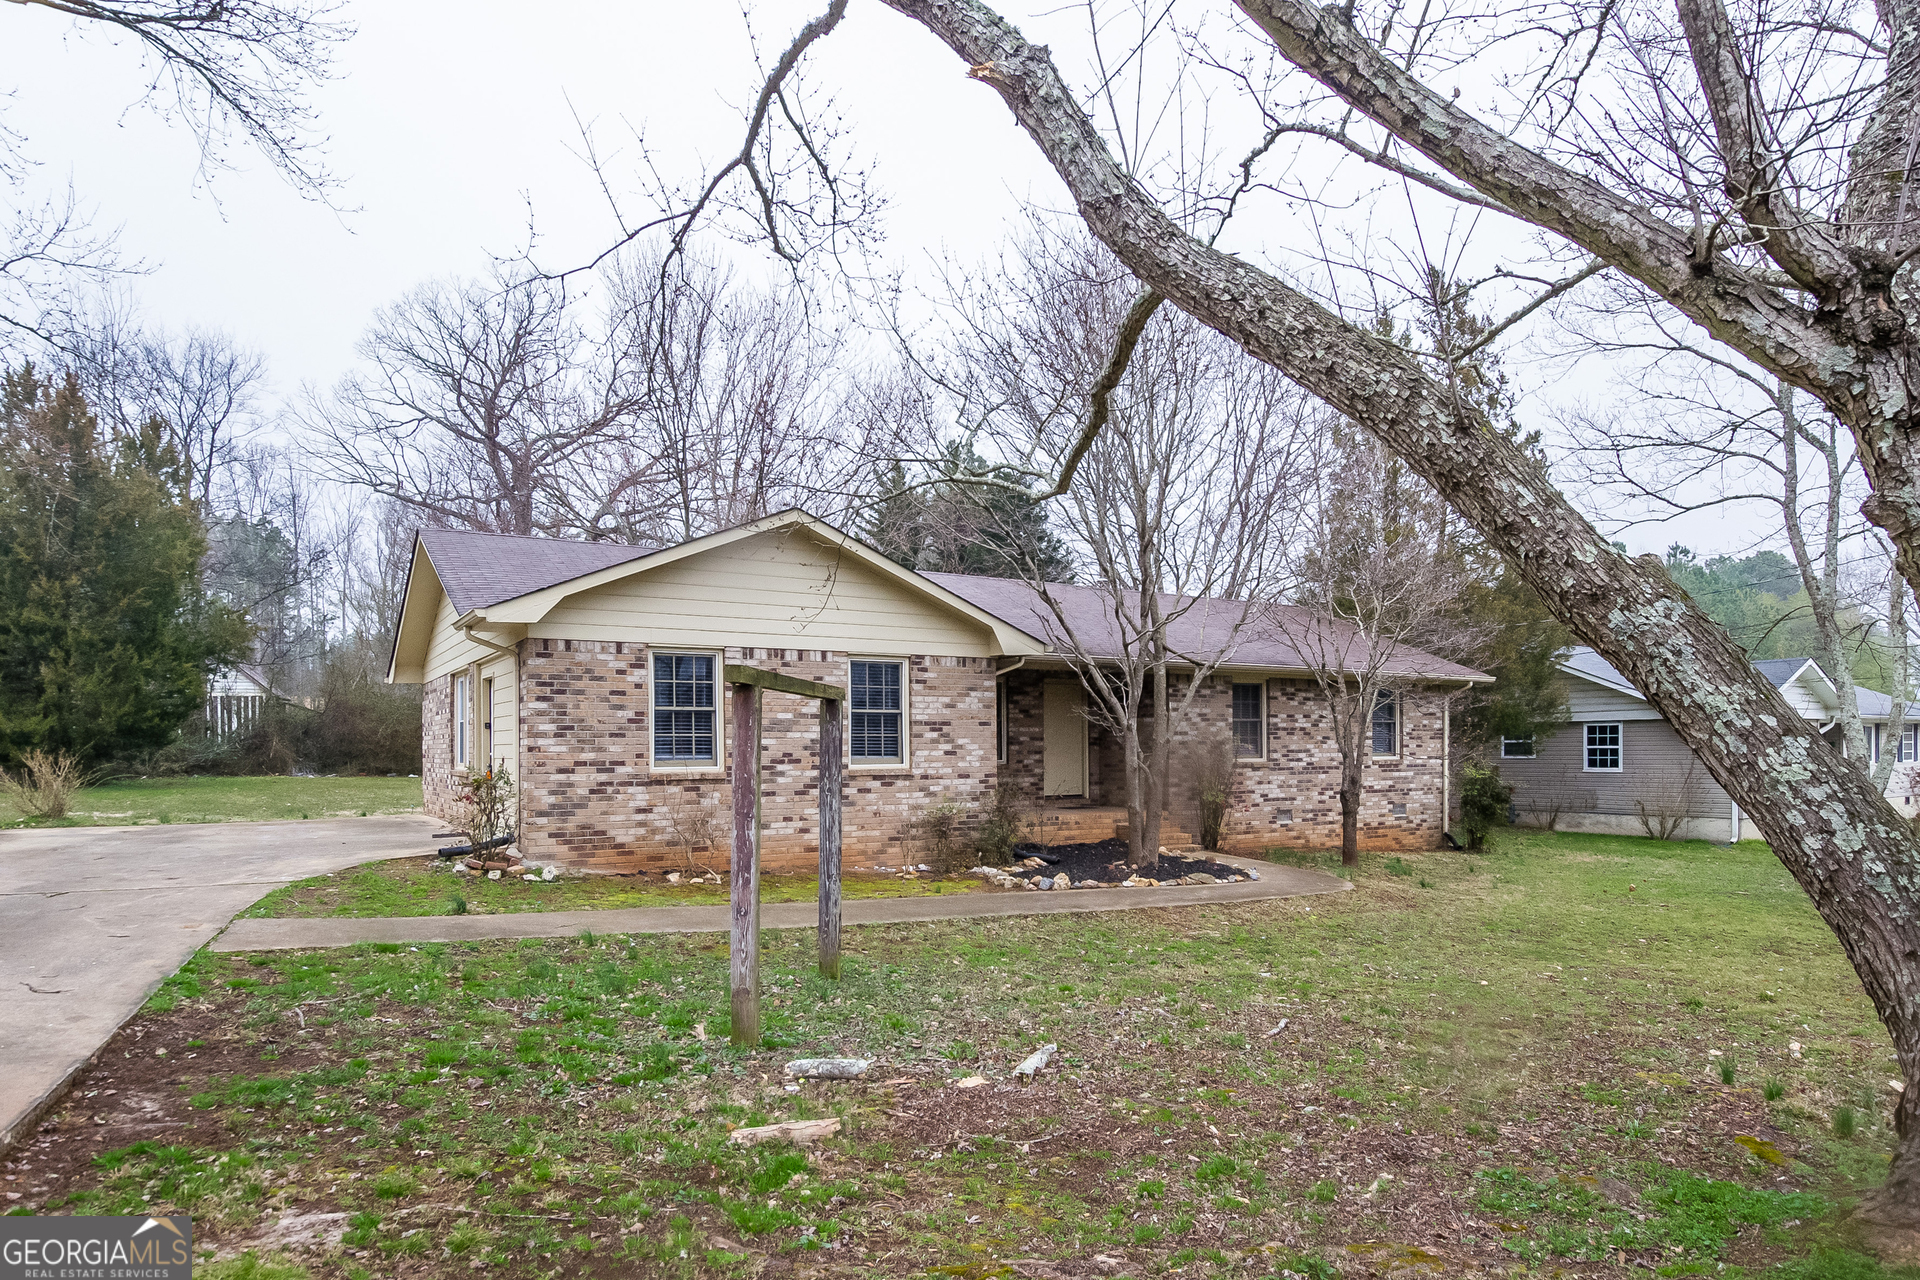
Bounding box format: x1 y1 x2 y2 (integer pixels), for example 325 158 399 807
1 0 1776 558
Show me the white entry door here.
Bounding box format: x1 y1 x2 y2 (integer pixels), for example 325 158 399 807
1042 680 1087 797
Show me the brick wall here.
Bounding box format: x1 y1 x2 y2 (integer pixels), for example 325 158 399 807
515 643 999 874
998 669 1447 851
1217 678 1447 852
422 674 455 820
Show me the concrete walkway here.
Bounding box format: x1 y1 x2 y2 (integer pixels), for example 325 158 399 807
0 815 442 1154
211 856 1352 952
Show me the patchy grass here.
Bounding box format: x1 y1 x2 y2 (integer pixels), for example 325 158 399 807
8 828 1909 1280
0 775 423 829
243 856 990 919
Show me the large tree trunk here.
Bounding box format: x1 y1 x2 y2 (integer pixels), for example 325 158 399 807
883 0 1920 1233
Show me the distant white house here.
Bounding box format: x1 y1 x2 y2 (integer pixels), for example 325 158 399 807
203 663 279 741
1497 647 1918 841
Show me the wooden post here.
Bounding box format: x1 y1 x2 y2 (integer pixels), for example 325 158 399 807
729 682 762 1047
818 697 843 979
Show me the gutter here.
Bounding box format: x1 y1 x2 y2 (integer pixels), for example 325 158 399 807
455 613 519 661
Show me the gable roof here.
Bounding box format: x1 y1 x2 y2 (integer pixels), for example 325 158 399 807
387 510 1489 683
1558 647 1916 724
417 529 651 615
926 573 1493 682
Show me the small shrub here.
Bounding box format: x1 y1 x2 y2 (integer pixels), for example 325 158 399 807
918 801 969 872
1718 1058 1735 1085
1458 764 1513 850
1834 1106 1858 1139
0 749 94 819
971 781 1026 867
1307 1178 1338 1203
446 896 468 916
1764 1078 1785 1102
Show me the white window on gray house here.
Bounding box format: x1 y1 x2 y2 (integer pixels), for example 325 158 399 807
1584 722 1622 771
653 654 716 763
1901 725 1919 763
1371 691 1398 755
1231 682 1265 758
1501 737 1534 758
850 660 904 764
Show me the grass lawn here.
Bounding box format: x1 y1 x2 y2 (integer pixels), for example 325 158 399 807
7 828 1912 1280
243 857 991 919
0 775 424 829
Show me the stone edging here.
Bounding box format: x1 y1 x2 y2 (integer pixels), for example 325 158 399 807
210 855 1351 953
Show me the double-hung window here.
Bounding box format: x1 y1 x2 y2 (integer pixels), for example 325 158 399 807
1501 737 1535 758
653 654 716 764
453 673 470 767
1231 682 1265 758
1371 691 1398 756
850 660 904 764
1584 722 1623 771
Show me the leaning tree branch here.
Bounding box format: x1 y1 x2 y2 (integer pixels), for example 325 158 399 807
879 0 1920 1229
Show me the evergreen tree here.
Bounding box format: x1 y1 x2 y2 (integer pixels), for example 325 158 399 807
864 448 1076 582
0 365 251 766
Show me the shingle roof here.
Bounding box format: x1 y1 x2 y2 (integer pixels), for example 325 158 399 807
1752 657 1814 689
924 572 1492 681
419 529 651 615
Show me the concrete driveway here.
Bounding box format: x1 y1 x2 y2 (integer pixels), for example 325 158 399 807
0 815 440 1154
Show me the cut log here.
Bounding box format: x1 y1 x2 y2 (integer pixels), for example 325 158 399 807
727 1117 842 1146
1013 1044 1057 1080
785 1057 870 1080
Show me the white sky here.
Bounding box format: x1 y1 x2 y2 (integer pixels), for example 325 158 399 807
0 0 1779 559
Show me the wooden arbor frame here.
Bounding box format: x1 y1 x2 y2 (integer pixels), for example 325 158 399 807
725 664 845 1047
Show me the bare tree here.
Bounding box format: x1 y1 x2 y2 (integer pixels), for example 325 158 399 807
2 0 350 193
61 299 267 507
918 229 1314 869
1274 429 1480 864
311 270 659 540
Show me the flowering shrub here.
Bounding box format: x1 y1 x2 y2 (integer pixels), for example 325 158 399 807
457 764 516 846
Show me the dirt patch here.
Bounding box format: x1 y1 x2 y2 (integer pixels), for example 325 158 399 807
1009 837 1248 885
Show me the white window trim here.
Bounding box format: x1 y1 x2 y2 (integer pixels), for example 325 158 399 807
1583 722 1624 772
1231 680 1267 761
847 655 911 771
1370 691 1401 759
483 676 496 767
453 673 470 768
1501 736 1535 759
648 649 728 775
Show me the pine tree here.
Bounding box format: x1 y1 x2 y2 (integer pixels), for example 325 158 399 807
0 365 252 766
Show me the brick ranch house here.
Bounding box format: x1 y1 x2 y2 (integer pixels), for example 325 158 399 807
385 510 1491 874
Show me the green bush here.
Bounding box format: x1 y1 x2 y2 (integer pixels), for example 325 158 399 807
1459 763 1514 850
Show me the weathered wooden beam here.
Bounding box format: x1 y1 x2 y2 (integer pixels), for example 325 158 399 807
723 663 846 703
817 697 843 980
729 682 763 1047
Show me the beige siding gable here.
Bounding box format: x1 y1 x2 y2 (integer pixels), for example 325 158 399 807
425 592 497 683
1563 674 1664 722
537 529 998 656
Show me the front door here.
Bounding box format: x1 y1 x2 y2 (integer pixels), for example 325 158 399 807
1042 680 1087 798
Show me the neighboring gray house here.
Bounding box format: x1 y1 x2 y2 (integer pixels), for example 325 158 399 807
1498 647 1919 841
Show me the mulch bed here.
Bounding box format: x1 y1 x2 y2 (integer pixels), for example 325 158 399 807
1003 837 1249 887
